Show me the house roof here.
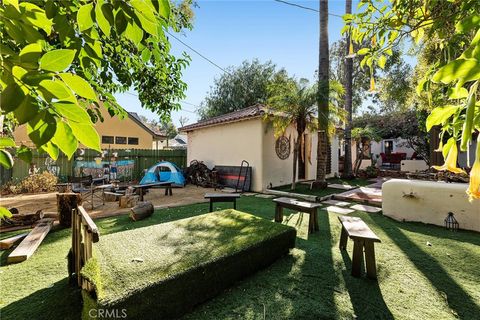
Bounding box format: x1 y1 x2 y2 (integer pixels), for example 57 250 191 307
128 112 167 139
179 104 266 132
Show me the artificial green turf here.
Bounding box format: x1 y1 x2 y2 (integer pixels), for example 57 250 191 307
82 209 295 309
1 196 479 319
272 177 371 197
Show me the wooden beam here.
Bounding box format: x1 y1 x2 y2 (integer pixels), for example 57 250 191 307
0 233 29 250
7 218 54 264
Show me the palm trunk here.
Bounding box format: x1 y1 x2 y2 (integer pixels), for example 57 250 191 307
313 0 329 189
342 0 354 179
292 138 299 190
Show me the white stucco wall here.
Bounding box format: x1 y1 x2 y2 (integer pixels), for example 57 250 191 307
261 122 294 189
382 179 480 232
186 119 340 191
186 118 264 191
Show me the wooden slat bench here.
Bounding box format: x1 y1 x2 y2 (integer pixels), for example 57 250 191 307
205 193 241 212
338 216 381 279
273 197 322 234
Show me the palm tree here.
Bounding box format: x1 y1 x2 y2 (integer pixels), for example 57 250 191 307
266 76 317 190
313 0 330 189
342 0 355 179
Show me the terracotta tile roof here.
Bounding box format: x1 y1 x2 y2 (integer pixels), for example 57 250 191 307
179 104 266 132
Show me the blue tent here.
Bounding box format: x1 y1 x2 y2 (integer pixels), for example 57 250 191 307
140 161 186 186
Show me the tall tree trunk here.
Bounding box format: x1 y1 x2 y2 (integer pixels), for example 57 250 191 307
342 0 354 179
313 0 329 189
292 137 299 190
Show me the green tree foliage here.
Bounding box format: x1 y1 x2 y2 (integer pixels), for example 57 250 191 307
266 75 318 190
161 120 177 139
346 0 480 199
353 110 430 164
0 0 193 168
198 59 279 120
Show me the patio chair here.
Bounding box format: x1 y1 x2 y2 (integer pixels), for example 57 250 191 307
68 176 107 210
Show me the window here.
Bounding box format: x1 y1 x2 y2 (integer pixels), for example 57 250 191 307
102 136 114 144
128 137 139 145
115 136 127 144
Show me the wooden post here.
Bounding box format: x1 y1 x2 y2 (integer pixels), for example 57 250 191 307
364 241 377 279
351 239 364 277
339 227 348 250
57 193 81 228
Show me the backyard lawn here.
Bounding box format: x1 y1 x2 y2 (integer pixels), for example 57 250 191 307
272 177 371 197
1 196 479 319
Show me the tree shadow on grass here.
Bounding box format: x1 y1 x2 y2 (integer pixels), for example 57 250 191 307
340 251 394 319
1 278 82 320
369 214 480 319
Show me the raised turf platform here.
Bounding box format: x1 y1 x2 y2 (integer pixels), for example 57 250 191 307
81 209 296 319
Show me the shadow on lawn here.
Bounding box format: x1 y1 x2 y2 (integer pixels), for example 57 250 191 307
1 278 82 320
369 214 480 319
340 251 394 319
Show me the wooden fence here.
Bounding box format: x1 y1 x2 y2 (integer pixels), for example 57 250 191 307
70 205 99 290
3 148 186 185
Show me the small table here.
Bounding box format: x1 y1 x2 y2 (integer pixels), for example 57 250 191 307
272 197 322 234
204 193 241 212
131 182 173 201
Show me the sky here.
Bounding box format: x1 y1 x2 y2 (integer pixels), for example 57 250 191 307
114 0 362 127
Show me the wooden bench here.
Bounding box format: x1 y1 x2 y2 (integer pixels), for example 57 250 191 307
273 197 322 234
205 193 241 212
338 216 381 279
131 182 173 201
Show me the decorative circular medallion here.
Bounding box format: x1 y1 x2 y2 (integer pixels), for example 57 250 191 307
275 136 290 160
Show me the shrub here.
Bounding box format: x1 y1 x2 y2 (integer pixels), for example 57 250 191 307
2 171 58 194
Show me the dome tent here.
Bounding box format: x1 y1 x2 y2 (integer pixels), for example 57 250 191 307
140 161 185 187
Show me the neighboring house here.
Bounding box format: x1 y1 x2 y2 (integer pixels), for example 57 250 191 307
168 134 188 149
179 104 340 192
13 106 167 150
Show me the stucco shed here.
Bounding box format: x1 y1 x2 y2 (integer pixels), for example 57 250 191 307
179 105 339 192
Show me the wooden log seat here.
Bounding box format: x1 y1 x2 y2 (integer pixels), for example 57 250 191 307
338 216 381 279
273 197 322 234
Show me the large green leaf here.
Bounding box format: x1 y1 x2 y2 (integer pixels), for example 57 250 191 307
95 0 113 36
52 121 78 159
0 137 16 148
19 43 43 64
158 0 170 20
426 105 460 131
14 95 40 125
124 22 144 46
27 111 57 146
455 14 480 33
0 83 25 112
16 145 32 163
0 149 14 169
40 141 59 160
39 49 76 72
69 121 100 151
131 0 158 36
19 2 53 34
54 101 92 123
77 3 94 31
39 79 76 102
0 206 13 221
432 59 480 84
59 73 97 100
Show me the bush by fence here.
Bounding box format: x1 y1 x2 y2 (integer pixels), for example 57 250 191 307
1 148 186 186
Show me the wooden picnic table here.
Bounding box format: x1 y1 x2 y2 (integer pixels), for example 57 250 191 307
204 193 241 212
131 182 173 201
